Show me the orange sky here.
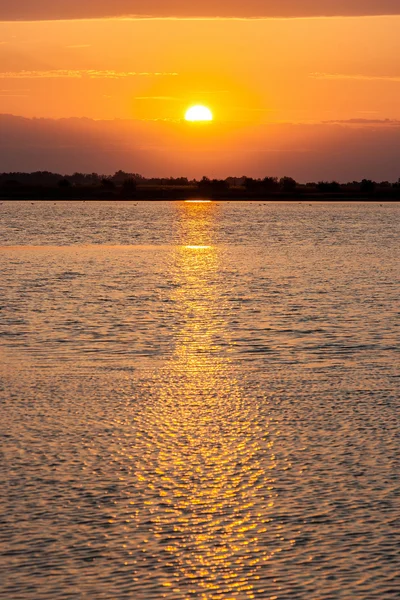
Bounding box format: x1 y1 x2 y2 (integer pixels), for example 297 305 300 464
1 14 400 179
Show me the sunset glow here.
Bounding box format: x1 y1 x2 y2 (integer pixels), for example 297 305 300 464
1 4 400 180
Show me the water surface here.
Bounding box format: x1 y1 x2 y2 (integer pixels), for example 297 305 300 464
1 201 399 599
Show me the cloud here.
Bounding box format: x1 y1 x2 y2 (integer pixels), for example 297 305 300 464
1 1 400 21
2 113 400 182
324 118 400 125
0 70 178 79
311 72 400 82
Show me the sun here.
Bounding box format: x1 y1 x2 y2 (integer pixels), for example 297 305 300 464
185 105 213 122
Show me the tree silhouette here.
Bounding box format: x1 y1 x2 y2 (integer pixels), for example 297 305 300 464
101 178 115 190
360 179 376 193
263 177 279 191
58 178 71 188
121 178 137 198
279 176 297 192
317 181 341 193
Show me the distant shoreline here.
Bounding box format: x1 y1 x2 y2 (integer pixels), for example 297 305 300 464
1 172 400 201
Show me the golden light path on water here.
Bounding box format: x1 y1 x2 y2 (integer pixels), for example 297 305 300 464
130 201 287 598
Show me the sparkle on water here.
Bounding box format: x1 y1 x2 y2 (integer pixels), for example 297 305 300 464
0 200 399 599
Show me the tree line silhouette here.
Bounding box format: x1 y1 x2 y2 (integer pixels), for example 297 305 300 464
1 170 400 200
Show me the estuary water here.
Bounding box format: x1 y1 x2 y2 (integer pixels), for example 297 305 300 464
0 200 399 599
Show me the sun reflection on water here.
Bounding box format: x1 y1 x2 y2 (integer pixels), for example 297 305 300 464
131 201 280 597
185 245 212 250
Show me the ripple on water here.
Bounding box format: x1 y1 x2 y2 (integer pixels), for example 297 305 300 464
0 200 399 599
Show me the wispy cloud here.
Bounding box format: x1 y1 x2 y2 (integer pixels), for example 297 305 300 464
0 69 178 79
324 118 400 125
65 44 91 48
192 90 230 94
310 72 400 82
135 96 180 100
